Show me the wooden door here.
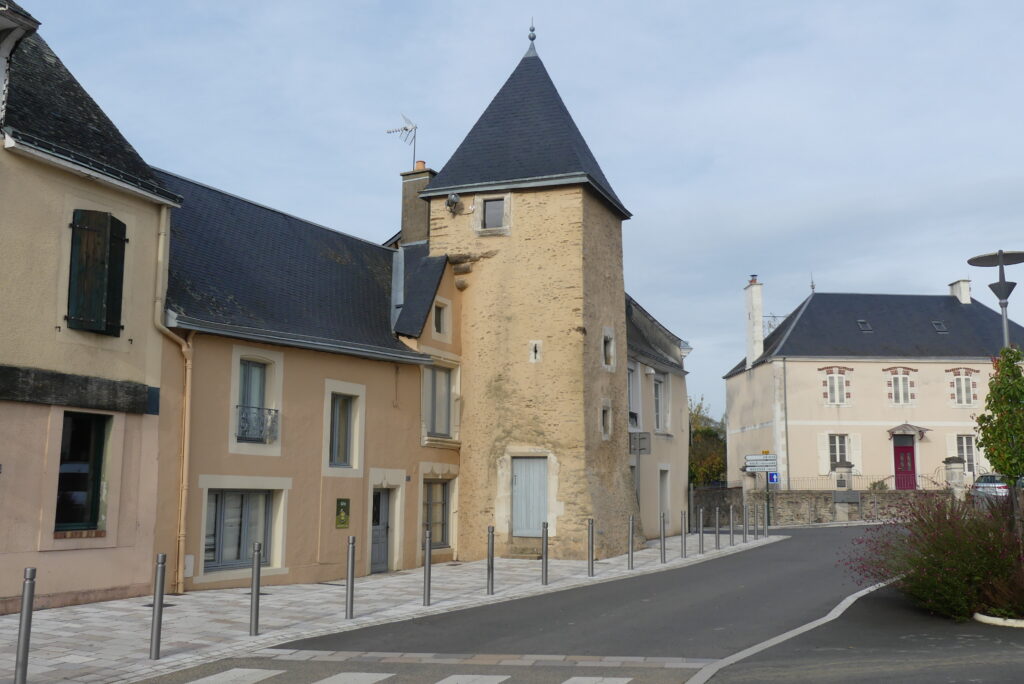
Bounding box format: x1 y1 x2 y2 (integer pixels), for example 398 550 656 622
893 436 917 490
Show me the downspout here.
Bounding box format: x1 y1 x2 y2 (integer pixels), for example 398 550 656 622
153 205 194 594
783 357 791 491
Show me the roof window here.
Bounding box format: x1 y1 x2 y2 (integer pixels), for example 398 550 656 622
857 320 872 332
932 320 948 333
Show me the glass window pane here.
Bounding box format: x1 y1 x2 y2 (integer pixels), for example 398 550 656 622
244 492 267 561
330 394 352 466
432 369 450 436
484 199 503 228
56 412 106 530
205 492 218 563
221 493 244 562
241 361 266 408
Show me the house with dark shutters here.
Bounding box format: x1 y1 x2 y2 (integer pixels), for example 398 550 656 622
0 0 182 611
725 277 1024 492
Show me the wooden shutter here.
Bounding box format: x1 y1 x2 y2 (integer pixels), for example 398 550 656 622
67 210 125 336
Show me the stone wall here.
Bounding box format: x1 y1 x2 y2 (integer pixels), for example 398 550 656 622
746 489 955 525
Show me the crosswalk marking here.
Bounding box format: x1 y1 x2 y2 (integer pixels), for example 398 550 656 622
561 678 633 684
188 669 286 684
434 677 510 684
312 674 395 684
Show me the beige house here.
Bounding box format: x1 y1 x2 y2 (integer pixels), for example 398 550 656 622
725 277 1024 492
0 4 182 611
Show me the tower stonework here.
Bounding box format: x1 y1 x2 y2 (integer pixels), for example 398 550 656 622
422 42 637 560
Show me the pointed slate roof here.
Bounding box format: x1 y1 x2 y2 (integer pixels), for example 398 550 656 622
422 45 630 218
724 292 1024 378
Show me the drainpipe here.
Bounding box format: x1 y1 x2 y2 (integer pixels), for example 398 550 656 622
153 205 194 594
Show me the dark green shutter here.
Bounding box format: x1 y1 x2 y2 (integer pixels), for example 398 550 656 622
67 210 125 337
104 216 127 336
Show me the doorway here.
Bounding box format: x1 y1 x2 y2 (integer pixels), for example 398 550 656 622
371 488 390 573
893 435 916 490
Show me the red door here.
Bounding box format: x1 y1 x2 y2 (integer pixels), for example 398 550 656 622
894 445 917 490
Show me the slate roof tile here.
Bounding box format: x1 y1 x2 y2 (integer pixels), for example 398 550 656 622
395 242 447 338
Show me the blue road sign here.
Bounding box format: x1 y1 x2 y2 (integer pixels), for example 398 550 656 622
768 472 780 484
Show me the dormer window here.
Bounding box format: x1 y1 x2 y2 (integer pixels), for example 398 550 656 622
483 199 504 229
932 320 948 333
857 320 872 332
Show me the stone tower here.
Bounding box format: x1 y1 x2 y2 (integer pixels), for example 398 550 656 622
421 37 636 560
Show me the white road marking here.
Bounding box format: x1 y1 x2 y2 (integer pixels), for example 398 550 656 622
687 579 895 684
433 677 510 684
188 669 285 684
561 678 633 684
313 674 395 683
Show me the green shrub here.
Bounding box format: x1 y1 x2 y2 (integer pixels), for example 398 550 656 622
843 494 1019 621
868 479 889 491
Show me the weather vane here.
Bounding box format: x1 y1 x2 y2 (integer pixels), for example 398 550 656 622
386 114 418 169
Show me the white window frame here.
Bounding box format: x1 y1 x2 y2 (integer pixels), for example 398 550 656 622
957 434 976 474
653 372 670 433
892 372 911 405
954 375 974 407
473 192 511 236
229 345 284 457
828 433 848 470
430 296 452 344
825 370 847 406
321 379 366 478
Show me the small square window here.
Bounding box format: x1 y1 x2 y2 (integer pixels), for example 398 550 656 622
483 199 504 229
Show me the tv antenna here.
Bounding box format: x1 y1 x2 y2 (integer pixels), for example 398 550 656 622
386 114 418 169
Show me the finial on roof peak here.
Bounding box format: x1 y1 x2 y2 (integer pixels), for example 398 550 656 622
524 20 538 57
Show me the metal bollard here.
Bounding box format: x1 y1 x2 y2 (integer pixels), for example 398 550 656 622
345 536 356 619
698 508 705 554
764 501 770 538
587 518 595 577
541 522 549 585
729 505 735 546
250 541 262 636
424 528 432 606
628 514 635 569
743 505 749 543
660 512 666 563
149 554 167 659
14 567 35 684
715 507 721 550
487 525 495 595
808 500 813 525
681 511 687 558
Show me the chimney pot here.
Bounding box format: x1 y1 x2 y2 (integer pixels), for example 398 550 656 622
949 279 971 305
415 160 426 171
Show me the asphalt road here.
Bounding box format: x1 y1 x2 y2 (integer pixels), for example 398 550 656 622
714 586 1024 683
281 527 865 659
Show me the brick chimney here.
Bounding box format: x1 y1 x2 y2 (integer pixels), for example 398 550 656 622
400 160 436 244
745 275 763 370
949 279 971 304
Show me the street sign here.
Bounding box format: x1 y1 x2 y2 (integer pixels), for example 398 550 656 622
768 472 780 484
744 466 776 472
745 456 777 464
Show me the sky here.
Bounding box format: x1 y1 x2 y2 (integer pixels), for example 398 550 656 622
23 0 1024 417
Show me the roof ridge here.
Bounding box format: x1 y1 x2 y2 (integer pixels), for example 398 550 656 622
152 167 395 253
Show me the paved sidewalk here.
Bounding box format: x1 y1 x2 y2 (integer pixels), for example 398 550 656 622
0 532 781 683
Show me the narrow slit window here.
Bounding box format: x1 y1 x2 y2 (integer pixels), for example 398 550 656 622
433 304 445 334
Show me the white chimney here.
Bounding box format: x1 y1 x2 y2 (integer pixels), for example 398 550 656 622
745 275 764 370
949 279 971 305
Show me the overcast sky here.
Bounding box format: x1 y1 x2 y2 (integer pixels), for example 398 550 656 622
28 1 1024 417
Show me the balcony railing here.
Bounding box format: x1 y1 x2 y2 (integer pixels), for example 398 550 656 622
236 405 279 444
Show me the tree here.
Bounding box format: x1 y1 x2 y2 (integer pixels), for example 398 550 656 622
689 397 726 485
976 346 1024 546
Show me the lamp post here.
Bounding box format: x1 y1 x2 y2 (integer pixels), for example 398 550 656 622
967 250 1024 349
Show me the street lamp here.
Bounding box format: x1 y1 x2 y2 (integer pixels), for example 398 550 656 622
967 250 1024 349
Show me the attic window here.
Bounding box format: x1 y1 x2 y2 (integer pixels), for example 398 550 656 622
932 320 948 333
483 199 504 229
857 320 872 332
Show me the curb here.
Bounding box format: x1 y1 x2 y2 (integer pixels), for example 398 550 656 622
973 612 1024 628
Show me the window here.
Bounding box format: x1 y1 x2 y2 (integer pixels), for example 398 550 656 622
653 373 667 432
627 364 640 429
483 198 504 229
433 304 445 334
857 319 872 332
238 360 277 443
329 393 354 467
423 480 450 548
601 404 612 440
957 435 976 474
887 368 915 405
67 209 126 337
932 320 948 333
427 366 452 437
602 331 615 369
205 489 271 570
828 434 848 470
823 369 848 405
55 412 110 531
954 375 974 406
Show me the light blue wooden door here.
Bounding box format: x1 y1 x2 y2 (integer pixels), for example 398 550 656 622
512 457 547 537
